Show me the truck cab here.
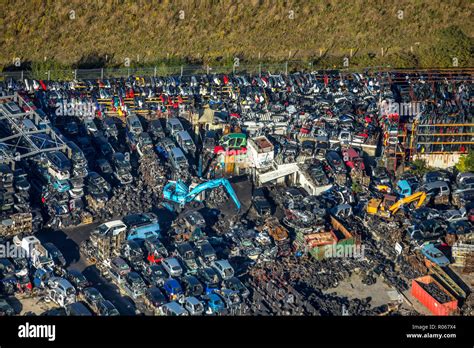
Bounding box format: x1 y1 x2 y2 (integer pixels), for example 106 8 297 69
397 180 412 198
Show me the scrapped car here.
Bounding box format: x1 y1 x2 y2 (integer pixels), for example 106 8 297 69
223 277 250 299
181 275 204 297
421 244 450 266
184 296 205 315
97 299 120 316
162 257 183 277
163 278 184 301
82 287 104 312
65 270 90 291
252 188 271 216
144 287 167 313
160 301 188 316
211 260 234 280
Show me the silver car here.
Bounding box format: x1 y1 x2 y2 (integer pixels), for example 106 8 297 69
162 257 183 277
184 296 205 315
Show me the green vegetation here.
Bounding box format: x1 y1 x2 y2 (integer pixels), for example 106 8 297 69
1 0 472 71
351 182 363 194
408 159 431 177
456 151 474 172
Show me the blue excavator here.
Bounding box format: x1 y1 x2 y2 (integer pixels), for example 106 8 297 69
163 178 241 211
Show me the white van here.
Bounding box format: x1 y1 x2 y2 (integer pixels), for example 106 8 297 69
176 131 196 154
166 118 184 137
169 147 188 171
423 181 450 197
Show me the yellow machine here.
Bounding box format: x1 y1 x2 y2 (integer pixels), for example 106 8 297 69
367 194 397 218
388 191 427 214
367 191 427 218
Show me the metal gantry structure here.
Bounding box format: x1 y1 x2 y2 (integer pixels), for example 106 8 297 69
0 93 71 169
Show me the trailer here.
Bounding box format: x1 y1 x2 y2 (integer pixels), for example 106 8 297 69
411 275 458 316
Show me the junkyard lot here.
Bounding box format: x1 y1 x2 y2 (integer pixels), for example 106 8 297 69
28 179 253 316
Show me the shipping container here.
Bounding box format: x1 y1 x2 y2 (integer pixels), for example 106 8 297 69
411 275 458 316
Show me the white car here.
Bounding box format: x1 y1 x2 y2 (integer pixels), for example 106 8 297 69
211 260 234 280
95 220 127 237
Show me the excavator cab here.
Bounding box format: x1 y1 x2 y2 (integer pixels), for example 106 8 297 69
367 194 397 218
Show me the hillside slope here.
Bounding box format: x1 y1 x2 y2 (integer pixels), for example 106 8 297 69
1 0 473 70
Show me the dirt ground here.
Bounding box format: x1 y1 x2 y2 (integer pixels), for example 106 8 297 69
323 273 394 308
12 294 59 315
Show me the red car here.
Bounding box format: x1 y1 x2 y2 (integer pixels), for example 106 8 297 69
468 208 474 222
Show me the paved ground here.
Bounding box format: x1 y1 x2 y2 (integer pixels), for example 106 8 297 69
36 225 139 315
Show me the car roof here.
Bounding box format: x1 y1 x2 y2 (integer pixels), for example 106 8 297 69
185 296 200 305
171 147 185 157
167 118 182 125
177 130 192 140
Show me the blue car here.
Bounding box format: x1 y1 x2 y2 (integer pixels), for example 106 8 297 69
163 278 183 301
421 244 450 266
206 293 225 314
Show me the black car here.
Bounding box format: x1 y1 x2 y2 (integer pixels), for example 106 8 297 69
101 117 119 139
195 240 217 265
252 187 271 216
0 258 15 277
407 220 445 241
423 170 451 184
65 302 93 316
301 140 315 156
201 130 218 153
13 169 30 192
66 270 90 291
447 220 472 235
182 210 206 228
95 158 114 179
43 242 66 267
198 267 220 290
93 135 115 159
0 298 15 316
371 166 391 186
82 287 104 312
147 119 165 142
121 240 144 264
143 236 168 258
141 264 168 287
325 151 345 174
76 136 96 158
181 275 204 297
308 162 330 186
86 171 111 192
47 151 71 172
97 299 120 316
144 286 167 312
64 121 79 136
223 277 250 299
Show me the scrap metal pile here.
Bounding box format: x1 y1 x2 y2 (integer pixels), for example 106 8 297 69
0 69 472 317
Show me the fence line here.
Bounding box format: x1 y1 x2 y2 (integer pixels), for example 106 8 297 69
1 63 472 81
